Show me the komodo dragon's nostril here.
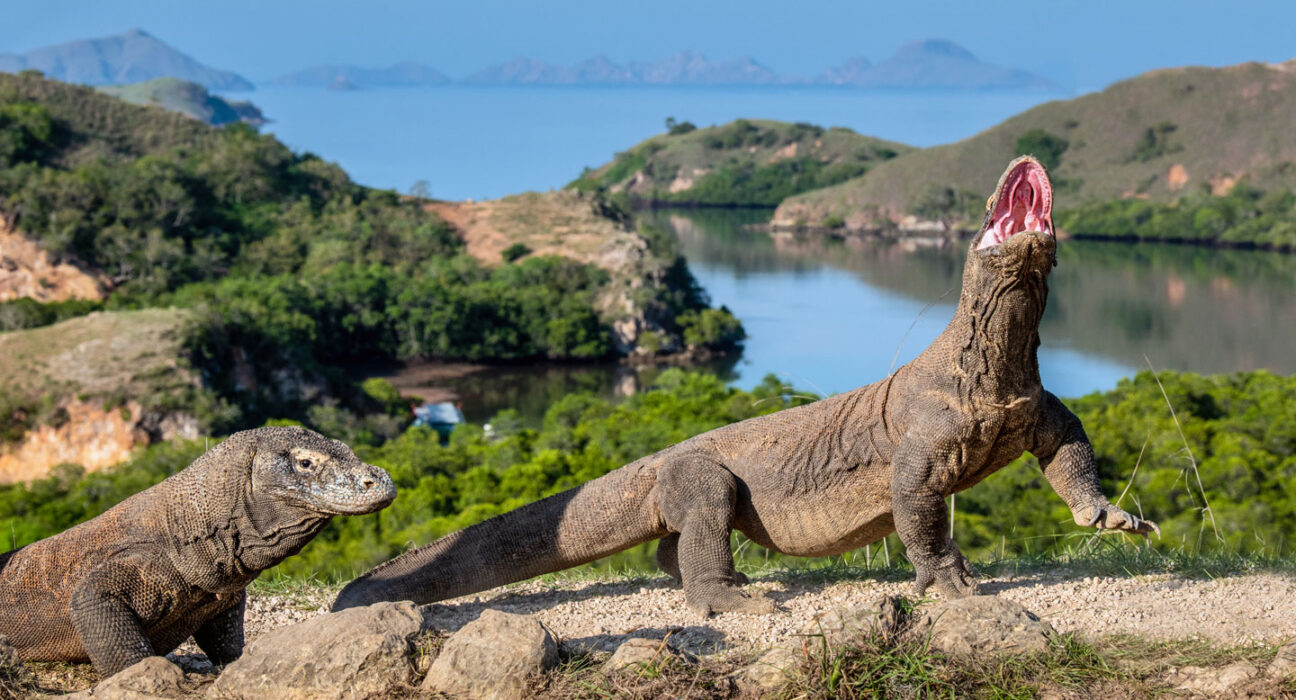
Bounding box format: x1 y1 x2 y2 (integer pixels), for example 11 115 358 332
362 479 375 489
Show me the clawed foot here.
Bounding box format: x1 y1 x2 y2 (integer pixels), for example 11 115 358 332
1079 504 1160 538
914 551 977 599
686 585 776 616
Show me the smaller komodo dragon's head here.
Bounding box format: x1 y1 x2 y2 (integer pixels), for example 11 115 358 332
963 155 1057 288
249 426 396 516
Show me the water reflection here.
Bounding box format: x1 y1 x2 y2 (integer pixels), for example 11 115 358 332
656 208 1296 397
380 355 740 427
384 208 1296 424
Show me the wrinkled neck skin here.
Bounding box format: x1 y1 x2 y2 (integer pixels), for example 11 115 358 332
938 248 1050 405
156 451 332 593
910 155 1057 408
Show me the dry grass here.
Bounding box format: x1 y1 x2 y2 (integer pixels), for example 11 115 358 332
0 308 192 403
427 190 641 268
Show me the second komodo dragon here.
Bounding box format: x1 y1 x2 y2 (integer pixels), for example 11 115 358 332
334 156 1158 616
0 426 396 677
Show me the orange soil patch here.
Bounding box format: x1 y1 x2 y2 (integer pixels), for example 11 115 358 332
0 225 109 302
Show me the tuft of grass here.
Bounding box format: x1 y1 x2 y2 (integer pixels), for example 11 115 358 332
533 647 740 700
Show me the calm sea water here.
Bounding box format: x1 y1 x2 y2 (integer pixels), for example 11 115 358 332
250 85 1058 200
246 86 1296 421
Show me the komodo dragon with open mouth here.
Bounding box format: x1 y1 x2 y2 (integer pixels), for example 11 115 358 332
334 156 1158 616
0 426 396 677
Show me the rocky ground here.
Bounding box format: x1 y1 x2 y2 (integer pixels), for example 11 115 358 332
236 569 1296 655
14 569 1296 698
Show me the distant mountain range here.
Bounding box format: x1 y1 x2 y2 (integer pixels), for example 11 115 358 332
817 40 1059 90
268 62 452 89
0 29 253 91
278 41 1057 91
460 51 781 86
0 30 1059 93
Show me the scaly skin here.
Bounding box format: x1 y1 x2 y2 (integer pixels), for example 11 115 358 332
333 156 1158 616
0 426 396 677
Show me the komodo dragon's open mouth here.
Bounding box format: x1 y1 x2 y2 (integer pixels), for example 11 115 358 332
977 158 1054 250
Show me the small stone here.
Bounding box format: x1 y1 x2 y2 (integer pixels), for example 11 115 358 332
0 635 32 691
603 637 688 673
421 610 558 700
68 656 185 699
738 647 800 693
1166 662 1260 696
913 595 1053 656
1268 641 1296 678
209 601 423 700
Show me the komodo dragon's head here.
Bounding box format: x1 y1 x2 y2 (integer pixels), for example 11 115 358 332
247 426 396 516
964 155 1057 286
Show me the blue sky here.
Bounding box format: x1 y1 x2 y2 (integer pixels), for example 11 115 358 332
1 1 1293 90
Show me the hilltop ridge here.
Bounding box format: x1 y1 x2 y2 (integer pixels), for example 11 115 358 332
568 118 913 207
0 29 253 90
97 77 266 126
773 59 1296 231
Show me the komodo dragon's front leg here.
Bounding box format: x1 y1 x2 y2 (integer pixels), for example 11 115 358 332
191 590 246 666
1034 392 1159 536
657 457 775 616
69 554 187 676
891 411 978 598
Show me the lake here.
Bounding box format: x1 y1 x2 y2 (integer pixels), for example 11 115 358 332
384 209 1296 424
246 85 1296 422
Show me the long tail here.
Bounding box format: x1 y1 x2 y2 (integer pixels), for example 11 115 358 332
332 460 665 610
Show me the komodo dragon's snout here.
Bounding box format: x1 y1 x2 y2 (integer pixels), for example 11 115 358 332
335 156 1158 617
253 436 396 515
0 426 396 678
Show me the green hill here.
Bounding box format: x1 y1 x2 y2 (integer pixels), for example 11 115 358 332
773 60 1296 233
569 118 913 207
97 77 266 127
0 71 741 443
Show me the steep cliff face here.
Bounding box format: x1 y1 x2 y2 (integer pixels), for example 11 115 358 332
0 399 198 483
0 226 110 302
0 308 202 482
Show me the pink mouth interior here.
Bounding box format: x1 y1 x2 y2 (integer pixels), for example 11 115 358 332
977 161 1053 250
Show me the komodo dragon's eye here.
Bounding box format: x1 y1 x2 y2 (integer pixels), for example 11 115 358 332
295 458 314 473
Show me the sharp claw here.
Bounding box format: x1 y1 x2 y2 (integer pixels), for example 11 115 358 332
1149 521 1162 538
1086 510 1103 528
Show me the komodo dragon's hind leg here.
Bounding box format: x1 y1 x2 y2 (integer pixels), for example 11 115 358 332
657 458 774 616
657 534 749 586
656 533 683 583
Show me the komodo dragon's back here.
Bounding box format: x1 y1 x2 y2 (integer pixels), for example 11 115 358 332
334 156 1160 616
0 426 396 677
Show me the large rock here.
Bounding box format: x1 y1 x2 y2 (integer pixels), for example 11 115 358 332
802 596 906 647
67 656 185 699
421 609 558 700
913 595 1053 657
209 601 423 700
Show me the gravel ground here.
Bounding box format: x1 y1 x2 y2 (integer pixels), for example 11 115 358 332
238 570 1296 658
